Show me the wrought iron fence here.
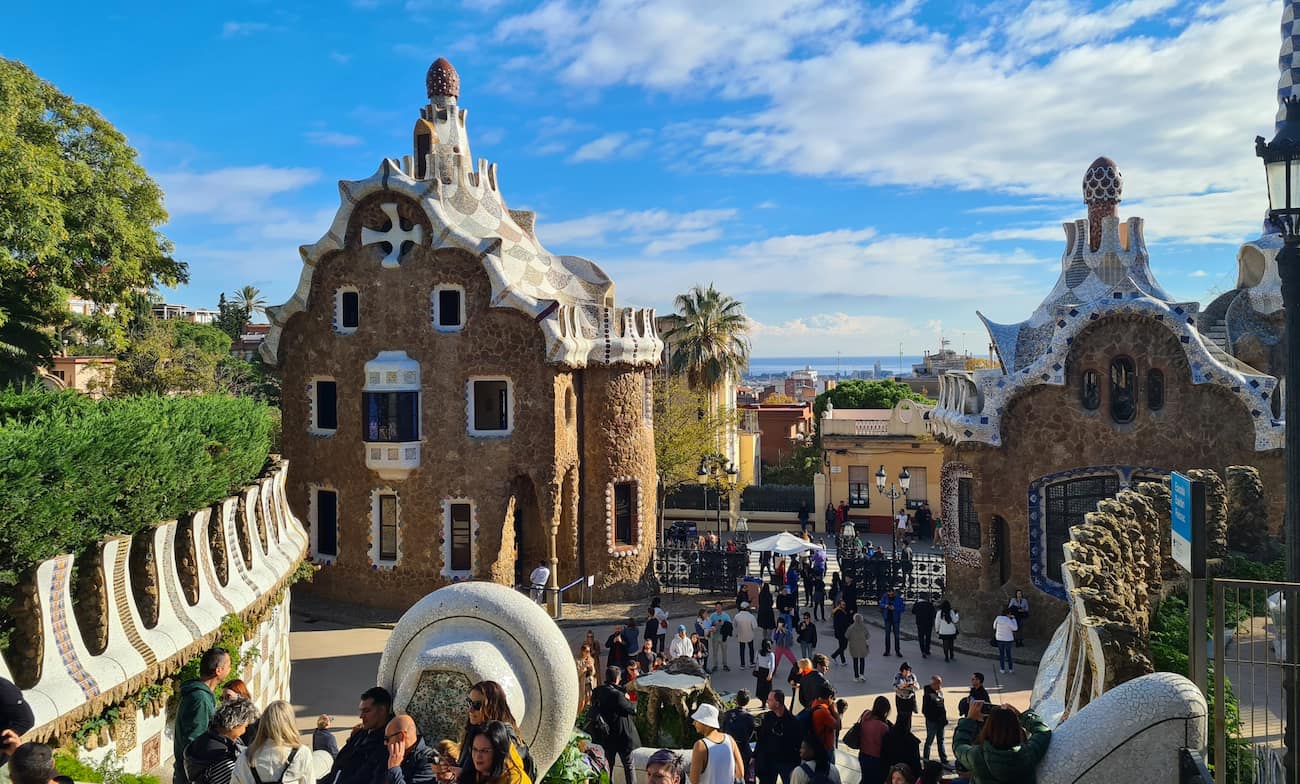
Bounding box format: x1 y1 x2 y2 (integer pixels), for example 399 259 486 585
1211 579 1298 784
837 546 946 602
653 545 750 593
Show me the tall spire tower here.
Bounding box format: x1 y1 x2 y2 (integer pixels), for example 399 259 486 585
1278 1 1300 128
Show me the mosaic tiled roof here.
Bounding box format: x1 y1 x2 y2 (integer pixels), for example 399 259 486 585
261 59 662 369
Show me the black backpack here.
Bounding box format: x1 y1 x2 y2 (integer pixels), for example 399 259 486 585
249 748 298 784
798 762 838 784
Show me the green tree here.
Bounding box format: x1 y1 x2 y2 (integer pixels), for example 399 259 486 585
232 286 267 320
0 58 185 383
113 321 232 395
653 376 741 530
813 379 930 422
214 293 246 342
661 284 750 404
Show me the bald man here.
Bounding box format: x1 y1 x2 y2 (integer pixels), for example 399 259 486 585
382 715 435 784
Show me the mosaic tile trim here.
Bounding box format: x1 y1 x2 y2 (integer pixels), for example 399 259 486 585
198 517 238 614
49 557 100 699
439 496 479 580
261 151 663 369
161 525 202 638
605 476 643 558
1026 465 1167 600
938 462 981 569
112 537 157 667
225 506 263 595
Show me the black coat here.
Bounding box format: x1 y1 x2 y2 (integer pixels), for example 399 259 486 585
0 677 34 769
831 608 852 640
330 727 389 784
754 709 801 772
183 730 243 784
590 684 640 753
379 737 436 784
912 600 936 632
880 723 922 779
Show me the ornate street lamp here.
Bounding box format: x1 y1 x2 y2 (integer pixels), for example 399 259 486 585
1258 93 1300 780
699 454 738 545
875 465 911 587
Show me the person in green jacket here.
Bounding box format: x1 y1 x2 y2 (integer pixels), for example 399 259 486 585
174 648 232 784
952 700 1051 784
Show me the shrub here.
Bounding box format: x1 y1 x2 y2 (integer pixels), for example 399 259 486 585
0 389 273 580
55 751 159 784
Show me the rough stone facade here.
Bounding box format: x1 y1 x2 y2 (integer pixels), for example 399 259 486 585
944 316 1284 637
266 59 662 609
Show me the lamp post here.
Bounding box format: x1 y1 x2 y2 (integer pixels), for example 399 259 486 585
699 454 739 545
1257 94 1300 779
875 465 911 588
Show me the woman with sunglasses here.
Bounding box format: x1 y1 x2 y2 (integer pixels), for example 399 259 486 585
458 721 529 784
457 682 533 781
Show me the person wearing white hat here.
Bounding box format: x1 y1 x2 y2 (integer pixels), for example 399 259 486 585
688 705 743 784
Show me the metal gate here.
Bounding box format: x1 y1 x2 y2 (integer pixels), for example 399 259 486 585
1211 579 1298 784
837 547 946 602
653 546 749 593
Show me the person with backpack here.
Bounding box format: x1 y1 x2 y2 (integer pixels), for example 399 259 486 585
789 738 840 784
591 667 640 784
722 691 757 784
708 603 733 673
754 692 800 784
920 676 949 768
796 613 818 661
232 701 314 784
935 602 960 662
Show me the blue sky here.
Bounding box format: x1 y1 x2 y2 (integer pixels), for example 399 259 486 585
2 0 1290 355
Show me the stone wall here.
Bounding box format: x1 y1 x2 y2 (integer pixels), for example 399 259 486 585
0 462 305 773
943 315 1284 637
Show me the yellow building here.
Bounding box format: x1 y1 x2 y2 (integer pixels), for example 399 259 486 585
816 399 942 535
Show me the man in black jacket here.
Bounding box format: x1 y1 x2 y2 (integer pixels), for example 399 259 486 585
722 691 756 782
754 691 801 784
0 677 34 769
328 687 394 784
911 594 937 659
591 667 640 784
956 672 991 717
606 625 631 670
920 675 949 767
379 715 434 784
796 655 831 711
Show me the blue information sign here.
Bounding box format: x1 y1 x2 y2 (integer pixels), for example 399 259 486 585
1171 471 1193 573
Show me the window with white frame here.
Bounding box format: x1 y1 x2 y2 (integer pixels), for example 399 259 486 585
373 491 400 564
335 288 360 333
432 285 466 331
311 378 338 434
613 482 637 546
469 378 512 435
905 466 928 507
311 487 338 558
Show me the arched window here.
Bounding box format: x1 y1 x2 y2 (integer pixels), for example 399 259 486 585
1081 370 1101 410
1110 357 1136 423
1146 368 1164 411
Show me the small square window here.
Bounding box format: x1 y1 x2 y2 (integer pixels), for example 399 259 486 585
470 379 512 435
433 285 465 331
313 380 338 433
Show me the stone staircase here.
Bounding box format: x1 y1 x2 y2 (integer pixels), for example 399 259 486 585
1201 317 1230 353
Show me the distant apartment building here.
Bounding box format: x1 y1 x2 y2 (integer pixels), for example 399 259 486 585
152 303 219 324
739 402 813 467
233 323 270 361
40 356 114 399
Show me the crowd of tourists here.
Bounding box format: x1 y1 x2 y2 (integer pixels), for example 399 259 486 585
572 545 1047 784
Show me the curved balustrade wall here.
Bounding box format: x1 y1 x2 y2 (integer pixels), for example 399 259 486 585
0 461 307 772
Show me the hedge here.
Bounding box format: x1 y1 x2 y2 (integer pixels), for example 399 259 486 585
0 389 273 581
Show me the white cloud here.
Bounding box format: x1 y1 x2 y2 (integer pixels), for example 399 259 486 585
570 133 627 162
496 0 1280 248
541 207 737 254
304 130 365 147
747 312 923 354
329 51 352 64
157 166 321 224
1190 269 1209 277
221 21 269 38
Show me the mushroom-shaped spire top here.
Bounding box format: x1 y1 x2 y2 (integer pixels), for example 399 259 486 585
426 57 460 100
1082 157 1122 251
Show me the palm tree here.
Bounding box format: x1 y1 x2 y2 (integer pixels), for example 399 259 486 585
0 287 60 386
232 286 267 320
662 284 751 403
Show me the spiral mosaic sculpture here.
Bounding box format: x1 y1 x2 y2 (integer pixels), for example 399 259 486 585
377 582 578 774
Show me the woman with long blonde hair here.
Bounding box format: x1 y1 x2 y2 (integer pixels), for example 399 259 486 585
233 700 314 784
576 643 598 712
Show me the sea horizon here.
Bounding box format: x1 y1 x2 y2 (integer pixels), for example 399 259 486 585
744 355 930 377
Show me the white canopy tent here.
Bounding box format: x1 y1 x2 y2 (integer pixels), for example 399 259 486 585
745 531 825 555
